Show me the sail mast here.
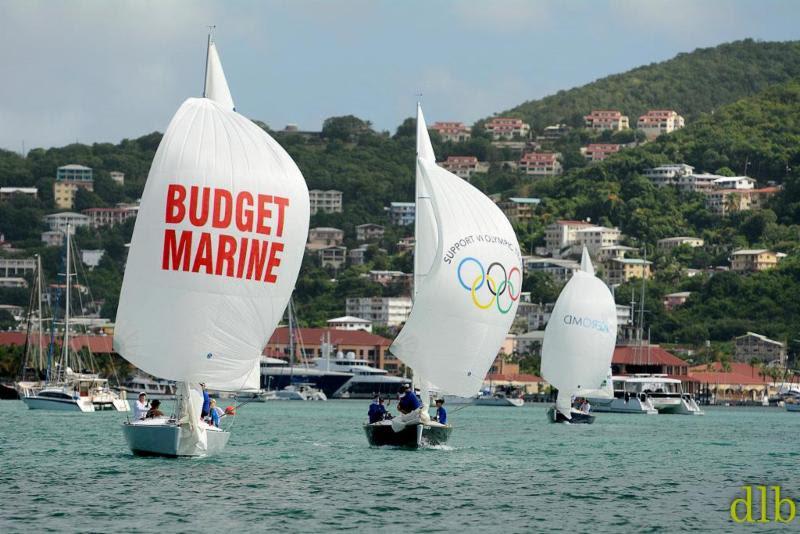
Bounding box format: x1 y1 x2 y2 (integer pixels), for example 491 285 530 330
202 27 213 98
37 255 44 370
62 224 71 378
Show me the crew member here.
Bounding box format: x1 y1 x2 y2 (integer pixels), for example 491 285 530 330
397 385 422 414
133 392 149 420
200 383 211 418
433 398 447 424
146 399 164 418
367 397 388 423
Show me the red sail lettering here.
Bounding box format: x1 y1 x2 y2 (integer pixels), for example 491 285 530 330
215 235 237 277
165 185 187 223
162 229 192 271
256 194 273 236
235 191 254 232
247 240 269 280
191 232 214 274
273 196 289 237
236 237 250 278
212 189 233 228
264 242 283 283
188 186 210 226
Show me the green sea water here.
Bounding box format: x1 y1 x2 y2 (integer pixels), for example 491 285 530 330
0 400 797 533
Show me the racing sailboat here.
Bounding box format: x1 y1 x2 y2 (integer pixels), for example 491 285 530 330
541 248 617 424
364 104 522 447
114 33 309 456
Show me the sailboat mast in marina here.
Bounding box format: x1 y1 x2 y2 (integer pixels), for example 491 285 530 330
113 33 309 457
364 104 522 447
541 248 617 424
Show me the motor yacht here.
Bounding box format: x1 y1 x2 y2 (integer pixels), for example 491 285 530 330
587 374 701 415
312 351 410 399
260 357 352 398
21 385 95 412
120 373 177 401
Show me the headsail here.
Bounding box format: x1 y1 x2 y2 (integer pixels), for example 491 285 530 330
541 247 617 418
114 40 309 392
391 105 522 397
203 36 234 111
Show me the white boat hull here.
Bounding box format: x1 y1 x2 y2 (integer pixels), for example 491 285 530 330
122 419 229 457
474 396 524 407
652 396 704 415
22 396 95 412
586 395 658 415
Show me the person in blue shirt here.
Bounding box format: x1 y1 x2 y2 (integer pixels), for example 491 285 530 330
200 383 211 418
207 399 221 427
433 399 447 424
367 397 388 424
397 385 422 414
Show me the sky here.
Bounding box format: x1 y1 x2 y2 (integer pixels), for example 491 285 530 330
1 0 799 151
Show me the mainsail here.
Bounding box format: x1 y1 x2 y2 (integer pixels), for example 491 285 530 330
390 105 522 398
114 37 309 393
541 248 617 418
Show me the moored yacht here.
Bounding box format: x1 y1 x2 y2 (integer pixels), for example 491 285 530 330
120 373 177 401
587 374 701 415
22 385 95 412
312 351 410 399
259 357 353 398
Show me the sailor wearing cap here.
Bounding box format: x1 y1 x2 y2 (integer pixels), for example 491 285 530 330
397 384 422 414
200 383 211 418
368 396 388 424
133 392 149 420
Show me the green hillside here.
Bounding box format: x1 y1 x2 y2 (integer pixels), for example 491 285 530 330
497 39 800 130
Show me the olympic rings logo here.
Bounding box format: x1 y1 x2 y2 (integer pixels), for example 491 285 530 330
456 257 521 314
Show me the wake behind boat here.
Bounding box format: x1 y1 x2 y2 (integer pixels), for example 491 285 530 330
113 32 309 457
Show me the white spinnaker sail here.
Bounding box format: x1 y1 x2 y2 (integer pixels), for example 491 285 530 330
114 41 309 392
541 248 617 418
391 106 522 397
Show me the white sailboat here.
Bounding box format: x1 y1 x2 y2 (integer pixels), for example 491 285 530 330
114 34 309 457
541 248 617 424
364 104 522 447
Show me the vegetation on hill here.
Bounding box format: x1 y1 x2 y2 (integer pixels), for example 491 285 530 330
497 39 800 130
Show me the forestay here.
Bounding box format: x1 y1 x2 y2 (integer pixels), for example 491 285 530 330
541 248 617 418
390 106 522 397
114 40 309 392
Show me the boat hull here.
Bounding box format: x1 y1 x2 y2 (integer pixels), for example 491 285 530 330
586 395 658 415
364 421 452 448
475 397 524 407
22 396 95 412
122 420 229 457
547 406 595 424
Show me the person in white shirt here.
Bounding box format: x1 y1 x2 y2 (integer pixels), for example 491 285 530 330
133 392 149 420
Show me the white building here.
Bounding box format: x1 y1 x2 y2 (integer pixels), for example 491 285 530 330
109 171 125 185
43 212 90 234
439 156 489 179
356 223 385 242
0 187 38 201
574 226 623 255
596 245 635 262
713 176 755 190
41 230 64 247
82 206 138 228
0 277 28 288
345 297 413 328
543 220 594 257
327 316 373 333
318 246 347 269
309 189 343 214
637 110 685 139
430 122 471 143
518 152 562 176
484 117 530 140
584 110 629 131
657 236 705 251
307 227 344 250
0 258 36 278
80 249 105 269
523 257 580 283
388 202 415 226
643 164 695 187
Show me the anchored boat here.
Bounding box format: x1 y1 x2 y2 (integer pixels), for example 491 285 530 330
366 104 521 447
114 33 309 457
541 248 617 424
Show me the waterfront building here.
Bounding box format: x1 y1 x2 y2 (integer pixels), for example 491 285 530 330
730 249 783 272
518 152 562 176
82 206 138 228
643 164 695 187
387 202 415 226
663 291 691 311
733 332 786 365
109 171 125 185
543 220 594 257
523 257 580 283
318 246 347 269
355 223 385 242
265 327 394 371
0 187 38 201
345 296 412 328
496 197 541 222
584 110 629 131
583 143 621 163
43 212 90 234
439 156 489 179
637 110 685 139
309 189 343 214
307 227 344 250
689 362 774 403
41 230 64 247
604 257 652 285
484 117 530 140
657 236 704 252
326 316 373 333
0 258 36 278
429 121 471 143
